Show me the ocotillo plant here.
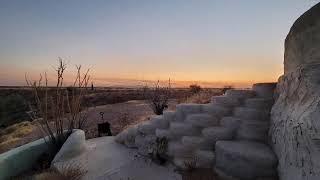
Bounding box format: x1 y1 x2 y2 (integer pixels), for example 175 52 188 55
26 58 90 153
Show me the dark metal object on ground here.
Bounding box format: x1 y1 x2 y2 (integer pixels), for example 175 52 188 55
97 112 112 137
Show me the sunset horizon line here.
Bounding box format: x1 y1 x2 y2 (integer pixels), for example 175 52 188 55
0 76 277 88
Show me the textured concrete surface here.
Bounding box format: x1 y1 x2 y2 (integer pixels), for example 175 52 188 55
284 2 320 74
115 83 278 173
252 83 277 99
54 136 181 180
52 130 87 165
215 141 277 179
270 2 320 180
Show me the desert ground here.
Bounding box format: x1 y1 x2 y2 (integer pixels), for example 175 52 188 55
0 86 223 154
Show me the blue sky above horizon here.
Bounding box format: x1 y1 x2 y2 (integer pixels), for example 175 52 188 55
0 0 319 87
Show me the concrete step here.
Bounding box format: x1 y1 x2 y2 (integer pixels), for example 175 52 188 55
215 166 278 180
252 83 277 99
215 141 278 179
175 104 203 122
172 150 215 169
135 134 157 156
134 134 145 148
150 115 169 129
185 113 219 128
220 116 241 132
201 104 231 118
194 150 215 168
163 110 176 122
124 126 138 148
202 127 234 148
169 122 201 139
245 98 274 111
234 107 269 121
167 141 193 158
115 125 138 146
211 95 241 108
60 137 182 180
155 128 172 139
236 120 270 142
225 89 255 99
137 121 157 135
181 136 211 150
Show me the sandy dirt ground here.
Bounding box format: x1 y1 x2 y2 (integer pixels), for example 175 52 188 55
84 99 177 139
0 100 178 153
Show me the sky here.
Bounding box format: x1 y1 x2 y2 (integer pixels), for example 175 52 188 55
0 0 319 87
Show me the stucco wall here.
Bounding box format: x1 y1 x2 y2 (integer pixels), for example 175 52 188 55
270 2 320 180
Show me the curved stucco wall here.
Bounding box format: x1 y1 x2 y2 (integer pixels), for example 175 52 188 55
0 138 48 180
284 3 320 74
0 129 86 180
51 129 87 165
271 2 320 180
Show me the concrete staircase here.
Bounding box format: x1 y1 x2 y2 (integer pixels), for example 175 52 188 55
214 83 278 180
116 83 278 180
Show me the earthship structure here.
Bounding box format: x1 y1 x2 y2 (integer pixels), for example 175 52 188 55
1 2 319 180
115 3 320 180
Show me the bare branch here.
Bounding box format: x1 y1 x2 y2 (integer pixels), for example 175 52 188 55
26 58 90 152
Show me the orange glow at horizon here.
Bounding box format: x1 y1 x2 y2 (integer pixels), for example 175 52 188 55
1 0 313 88
0 58 283 88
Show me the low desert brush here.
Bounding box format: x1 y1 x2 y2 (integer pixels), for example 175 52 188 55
182 90 217 104
150 137 168 165
189 84 201 94
182 168 218 180
25 58 90 154
0 121 35 153
146 80 171 115
183 156 199 172
20 163 87 180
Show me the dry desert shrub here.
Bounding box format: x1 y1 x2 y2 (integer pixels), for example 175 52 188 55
149 137 169 165
182 168 218 180
182 89 222 104
32 171 65 180
0 137 20 153
183 156 199 172
0 121 34 138
25 58 90 154
56 163 87 180
18 163 87 180
146 80 171 115
0 121 35 153
189 84 201 94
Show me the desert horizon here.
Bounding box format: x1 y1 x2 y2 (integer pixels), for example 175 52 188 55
0 61 281 88
1 0 308 89
0 76 267 88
